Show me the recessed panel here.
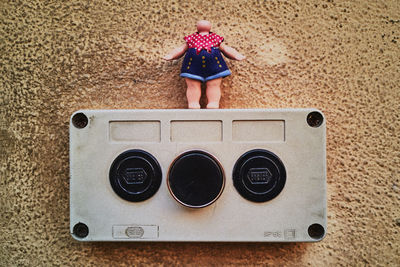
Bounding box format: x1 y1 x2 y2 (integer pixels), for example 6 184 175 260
109 121 160 142
232 120 284 142
170 120 222 142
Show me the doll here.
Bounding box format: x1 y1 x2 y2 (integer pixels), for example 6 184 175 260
164 20 245 109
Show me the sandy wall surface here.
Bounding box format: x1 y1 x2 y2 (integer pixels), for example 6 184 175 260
1 0 399 265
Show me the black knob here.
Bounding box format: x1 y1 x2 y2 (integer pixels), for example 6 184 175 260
233 149 286 202
109 150 162 202
168 150 225 208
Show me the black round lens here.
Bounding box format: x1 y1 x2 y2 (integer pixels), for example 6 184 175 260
109 150 162 202
233 149 286 202
168 151 225 208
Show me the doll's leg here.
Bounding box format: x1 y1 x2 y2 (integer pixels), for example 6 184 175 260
185 78 201 109
205 78 222 109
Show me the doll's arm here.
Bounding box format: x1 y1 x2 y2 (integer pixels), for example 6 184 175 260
163 43 189 60
219 43 246 61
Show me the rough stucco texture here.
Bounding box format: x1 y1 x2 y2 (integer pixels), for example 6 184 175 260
1 0 399 266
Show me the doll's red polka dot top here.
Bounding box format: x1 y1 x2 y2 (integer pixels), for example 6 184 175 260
184 32 224 54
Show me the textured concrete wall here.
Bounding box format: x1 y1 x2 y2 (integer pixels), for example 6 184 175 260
1 0 399 265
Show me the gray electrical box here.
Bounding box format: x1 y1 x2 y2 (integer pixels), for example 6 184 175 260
70 109 326 242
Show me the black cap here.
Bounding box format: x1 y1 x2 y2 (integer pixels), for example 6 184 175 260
109 150 162 202
233 149 286 202
168 150 225 208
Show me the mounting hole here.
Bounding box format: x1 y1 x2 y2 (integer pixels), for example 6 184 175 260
307 111 324 128
308 223 325 239
72 113 88 129
73 222 89 238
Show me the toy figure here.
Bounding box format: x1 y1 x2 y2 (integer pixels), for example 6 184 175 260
164 20 245 109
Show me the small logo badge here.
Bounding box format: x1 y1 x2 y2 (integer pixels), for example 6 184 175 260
247 168 272 184
284 229 296 240
122 168 147 184
125 226 144 238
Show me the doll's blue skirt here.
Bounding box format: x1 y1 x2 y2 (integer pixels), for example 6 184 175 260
180 48 231 82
